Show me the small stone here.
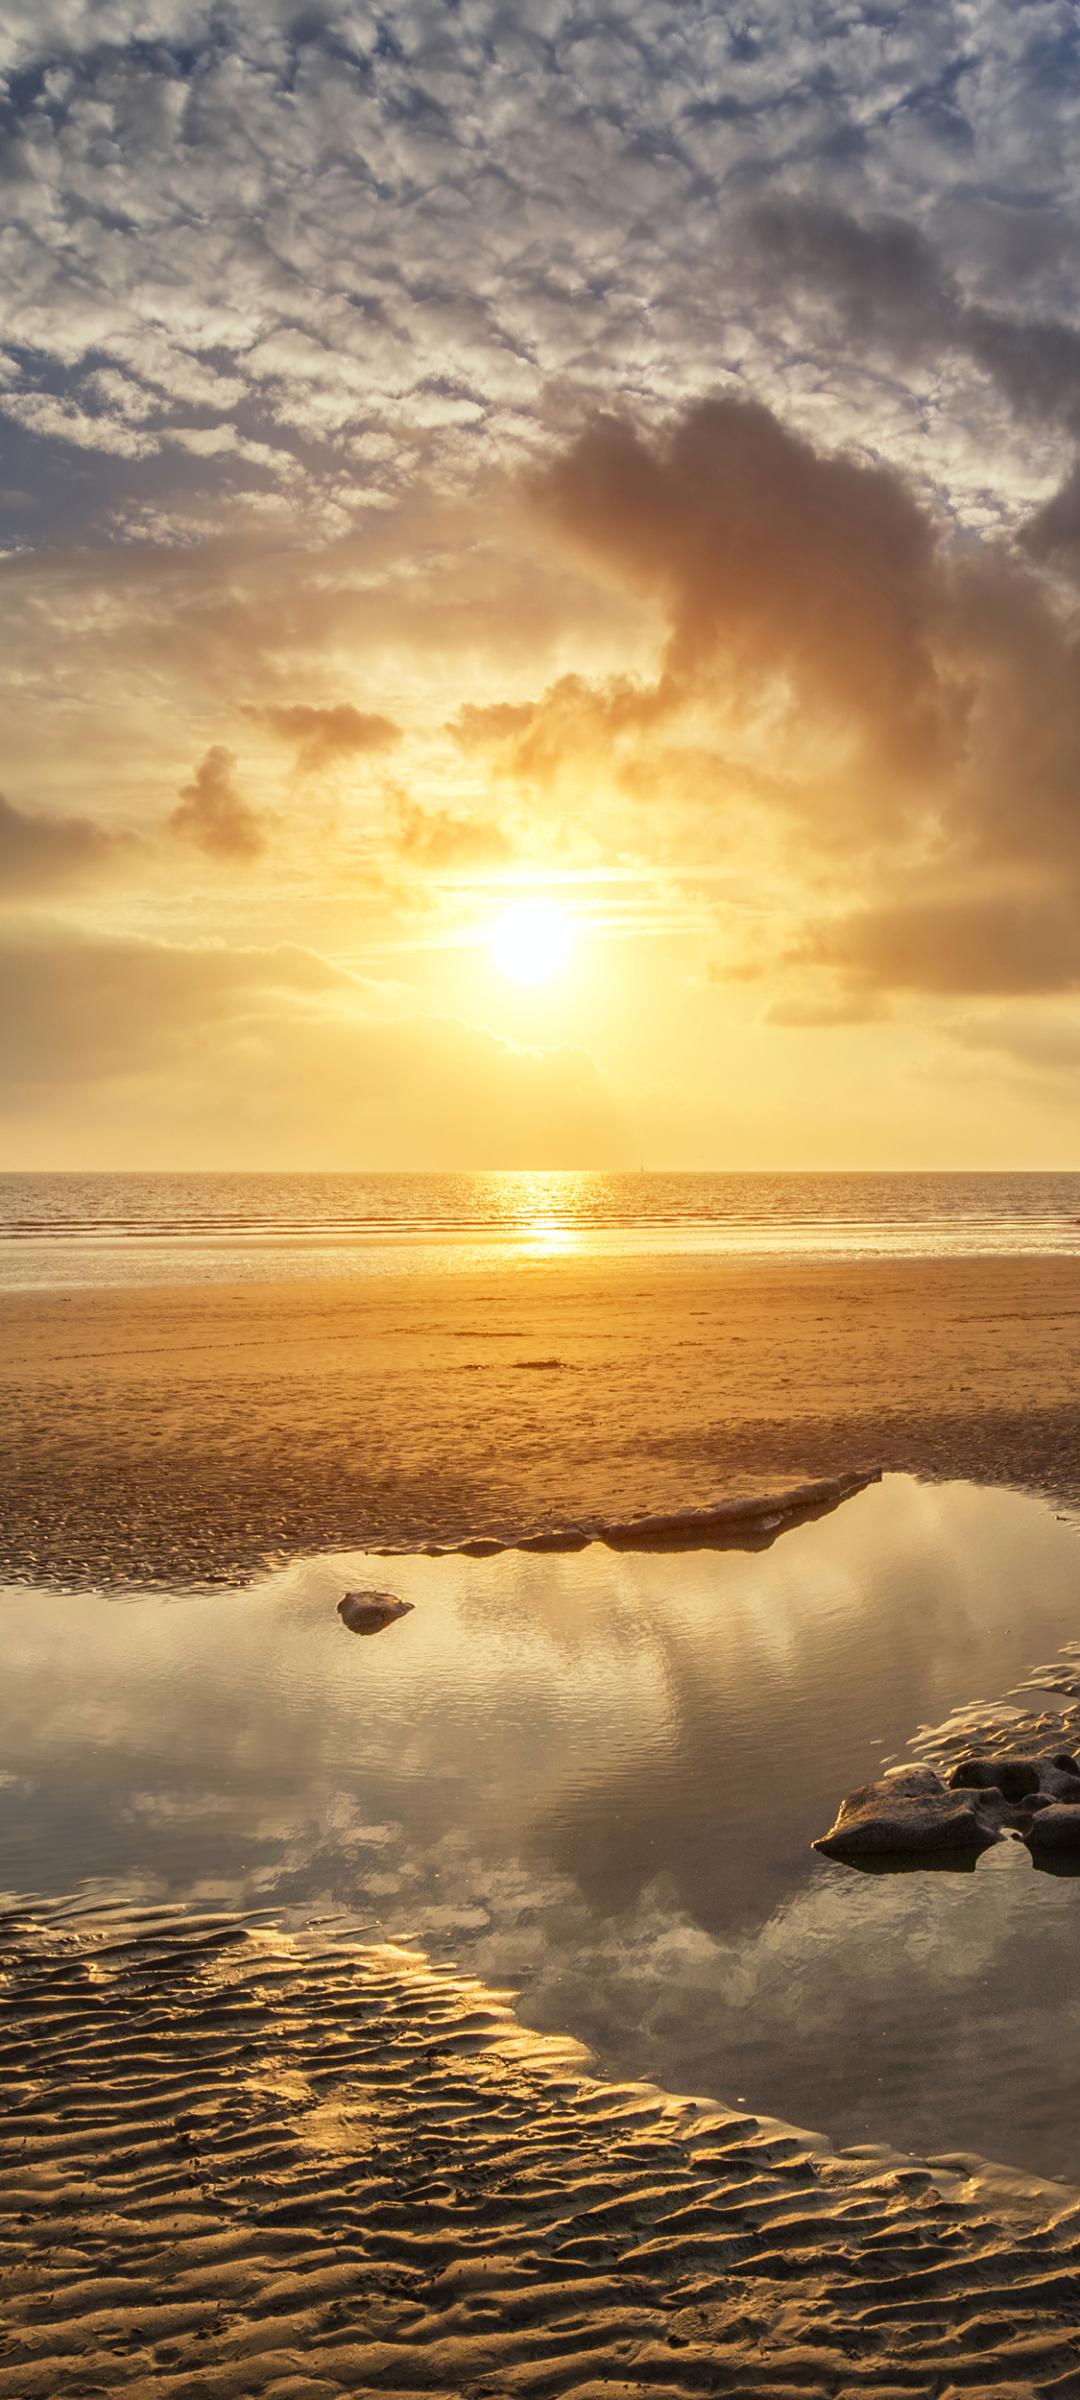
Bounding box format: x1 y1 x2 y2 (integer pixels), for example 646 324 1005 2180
338 1589 414 1637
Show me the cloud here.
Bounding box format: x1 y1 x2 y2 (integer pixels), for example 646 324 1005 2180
394 799 513 870
256 703 403 772
744 197 1080 443
0 790 137 894
793 893 1080 999
168 746 268 861
746 199 952 355
0 930 629 1169
508 400 1080 998
3 0 1080 553
945 1009 1080 1075
448 702 540 751
534 399 948 782
763 991 888 1028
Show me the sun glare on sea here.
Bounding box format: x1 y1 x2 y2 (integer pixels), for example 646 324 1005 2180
489 901 571 984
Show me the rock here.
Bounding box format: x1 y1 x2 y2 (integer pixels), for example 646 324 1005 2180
949 1757 1042 1801
338 1589 414 1637
818 1748 1080 1866
1026 1804 1080 1852
948 1751 1080 1805
814 1769 999 1861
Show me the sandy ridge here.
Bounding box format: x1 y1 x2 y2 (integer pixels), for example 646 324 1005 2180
3 1905 1080 2398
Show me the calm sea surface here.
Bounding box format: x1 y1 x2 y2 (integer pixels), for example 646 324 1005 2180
4 1169 1080 1286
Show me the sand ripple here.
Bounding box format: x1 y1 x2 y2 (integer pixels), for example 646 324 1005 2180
3 1904 1080 2395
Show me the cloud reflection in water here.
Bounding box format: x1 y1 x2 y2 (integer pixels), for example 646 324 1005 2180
5 1473 1080 2179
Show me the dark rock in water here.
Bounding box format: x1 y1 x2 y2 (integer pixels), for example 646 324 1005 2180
819 1748 1080 1866
814 1769 999 1861
949 1752 1080 1805
1026 1804 1080 1852
338 1589 414 1637
949 1756 1041 1801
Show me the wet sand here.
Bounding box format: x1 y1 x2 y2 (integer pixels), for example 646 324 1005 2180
3 1252 1080 1583
4 1901 1080 2400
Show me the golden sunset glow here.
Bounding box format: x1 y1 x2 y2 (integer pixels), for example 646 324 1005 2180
489 903 572 986
3 6 1080 1171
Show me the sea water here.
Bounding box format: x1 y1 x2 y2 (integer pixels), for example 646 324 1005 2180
5 1472 1080 2183
3 1167 1080 1286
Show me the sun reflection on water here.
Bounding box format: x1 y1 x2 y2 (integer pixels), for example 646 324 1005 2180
471 1170 603 1257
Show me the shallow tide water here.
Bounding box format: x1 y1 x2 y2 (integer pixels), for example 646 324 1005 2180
6 1471 1080 2184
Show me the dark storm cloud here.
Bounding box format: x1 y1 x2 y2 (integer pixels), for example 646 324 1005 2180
0 790 137 892
168 746 268 860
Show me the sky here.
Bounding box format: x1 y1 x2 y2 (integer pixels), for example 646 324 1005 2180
5 0 1080 1168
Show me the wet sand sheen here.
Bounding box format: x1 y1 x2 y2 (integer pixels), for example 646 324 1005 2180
4 1253 1080 1584
4 1903 1080 2399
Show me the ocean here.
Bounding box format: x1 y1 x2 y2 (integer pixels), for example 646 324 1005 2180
2 1167 1080 1287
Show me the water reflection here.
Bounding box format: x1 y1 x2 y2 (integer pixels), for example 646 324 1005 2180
6 1473 1080 2180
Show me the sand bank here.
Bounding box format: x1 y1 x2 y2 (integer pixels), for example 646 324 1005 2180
3 1901 1080 2399
3 1253 1080 1584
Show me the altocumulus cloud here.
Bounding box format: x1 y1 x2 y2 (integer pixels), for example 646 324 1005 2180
3 0 1080 544
0 933 629 1169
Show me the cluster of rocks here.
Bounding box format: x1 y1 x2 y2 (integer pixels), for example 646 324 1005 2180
814 1752 1080 1863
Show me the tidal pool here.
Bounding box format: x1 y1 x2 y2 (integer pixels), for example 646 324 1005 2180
5 1471 1080 2182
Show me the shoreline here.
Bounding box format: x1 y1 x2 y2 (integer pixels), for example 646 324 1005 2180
3 1252 1080 1585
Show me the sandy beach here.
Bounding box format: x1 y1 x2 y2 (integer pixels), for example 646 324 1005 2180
7 1252 1080 2394
5 1900 1080 2400
3 1252 1080 1584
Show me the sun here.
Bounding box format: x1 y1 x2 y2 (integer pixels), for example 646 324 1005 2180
489 900 571 984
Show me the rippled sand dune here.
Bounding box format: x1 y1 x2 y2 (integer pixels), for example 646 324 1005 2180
3 1904 1080 2398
